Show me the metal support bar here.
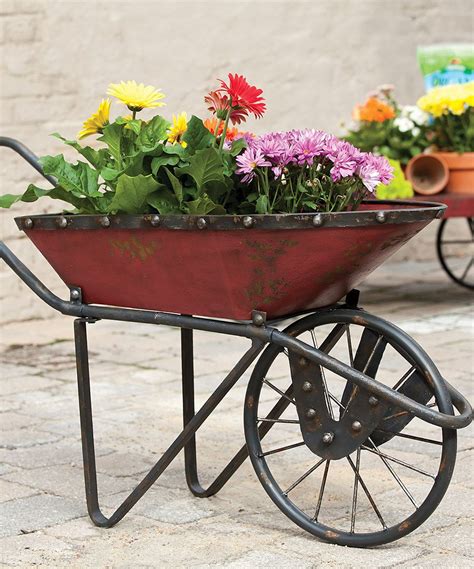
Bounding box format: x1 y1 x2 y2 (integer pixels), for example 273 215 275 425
0 136 56 185
74 318 265 527
181 327 296 498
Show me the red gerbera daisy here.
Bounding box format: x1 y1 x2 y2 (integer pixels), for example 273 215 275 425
217 73 266 120
204 90 248 125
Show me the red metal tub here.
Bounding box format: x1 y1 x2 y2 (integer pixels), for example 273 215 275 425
15 200 445 320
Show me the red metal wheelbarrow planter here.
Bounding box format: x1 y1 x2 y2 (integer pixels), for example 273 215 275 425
0 140 472 548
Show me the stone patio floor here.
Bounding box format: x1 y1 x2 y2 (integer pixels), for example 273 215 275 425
0 259 472 568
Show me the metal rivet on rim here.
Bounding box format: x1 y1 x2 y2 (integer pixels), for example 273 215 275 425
313 214 323 227
150 214 161 227
351 420 362 432
100 216 111 228
368 396 379 407
299 357 308 367
302 381 313 392
376 211 386 223
322 432 334 444
305 408 317 419
57 216 68 229
24 218 33 229
70 288 80 300
243 216 254 228
197 217 207 230
252 312 265 327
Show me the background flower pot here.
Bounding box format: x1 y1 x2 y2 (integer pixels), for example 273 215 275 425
405 154 449 195
434 152 474 195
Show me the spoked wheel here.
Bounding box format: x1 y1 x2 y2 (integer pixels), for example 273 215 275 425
436 217 474 290
244 309 457 547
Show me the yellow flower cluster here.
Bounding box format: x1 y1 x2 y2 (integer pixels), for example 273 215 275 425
417 81 474 117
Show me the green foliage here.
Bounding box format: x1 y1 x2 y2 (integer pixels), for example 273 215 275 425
0 114 243 215
345 120 429 166
376 160 414 200
109 174 160 214
428 108 474 153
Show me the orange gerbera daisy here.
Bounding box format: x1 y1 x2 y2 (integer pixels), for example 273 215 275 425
353 97 395 122
203 117 244 141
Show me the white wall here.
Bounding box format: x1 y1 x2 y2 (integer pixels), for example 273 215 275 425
1 0 472 319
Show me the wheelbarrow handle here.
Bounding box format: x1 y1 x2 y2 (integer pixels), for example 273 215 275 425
0 240 472 431
0 136 56 186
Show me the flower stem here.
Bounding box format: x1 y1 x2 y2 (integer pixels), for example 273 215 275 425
132 110 137 120
219 101 232 151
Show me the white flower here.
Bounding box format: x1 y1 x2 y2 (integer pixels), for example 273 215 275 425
394 117 415 133
400 105 429 126
412 126 421 137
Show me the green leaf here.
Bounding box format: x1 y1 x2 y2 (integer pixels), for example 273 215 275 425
101 167 121 182
181 116 214 155
147 188 180 214
162 144 188 157
186 195 220 215
256 195 269 214
52 133 109 170
98 123 123 166
164 168 183 203
151 154 180 176
136 115 170 152
0 184 90 211
176 147 224 192
109 174 160 214
230 138 247 157
40 155 101 198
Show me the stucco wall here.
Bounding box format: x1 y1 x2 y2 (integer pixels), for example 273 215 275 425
1 0 472 319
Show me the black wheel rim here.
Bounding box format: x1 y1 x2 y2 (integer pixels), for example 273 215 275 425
244 309 457 547
436 217 474 290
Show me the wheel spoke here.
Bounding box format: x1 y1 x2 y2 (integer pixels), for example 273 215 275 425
373 428 442 446
283 458 326 495
459 257 473 282
345 324 355 366
259 441 306 457
346 455 387 529
257 417 299 424
313 460 331 521
367 437 418 509
392 366 416 391
361 445 435 479
262 378 296 406
350 449 361 533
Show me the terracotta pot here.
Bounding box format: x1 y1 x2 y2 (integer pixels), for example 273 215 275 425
405 154 449 195
434 152 474 195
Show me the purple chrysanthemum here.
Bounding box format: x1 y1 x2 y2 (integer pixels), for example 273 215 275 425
235 147 272 184
356 153 394 192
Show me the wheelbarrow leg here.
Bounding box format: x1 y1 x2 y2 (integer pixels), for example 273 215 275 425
74 318 265 527
181 328 297 498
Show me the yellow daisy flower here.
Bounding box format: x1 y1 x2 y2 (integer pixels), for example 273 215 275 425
107 80 165 113
167 112 188 147
77 98 111 139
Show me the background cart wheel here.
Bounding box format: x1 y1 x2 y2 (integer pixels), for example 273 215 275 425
244 309 457 547
436 217 474 290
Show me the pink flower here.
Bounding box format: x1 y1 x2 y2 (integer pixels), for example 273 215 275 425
236 147 272 184
356 153 394 192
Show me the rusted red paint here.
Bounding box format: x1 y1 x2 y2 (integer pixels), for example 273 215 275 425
24 219 429 320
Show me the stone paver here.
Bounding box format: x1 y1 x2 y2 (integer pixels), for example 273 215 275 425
0 259 473 567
